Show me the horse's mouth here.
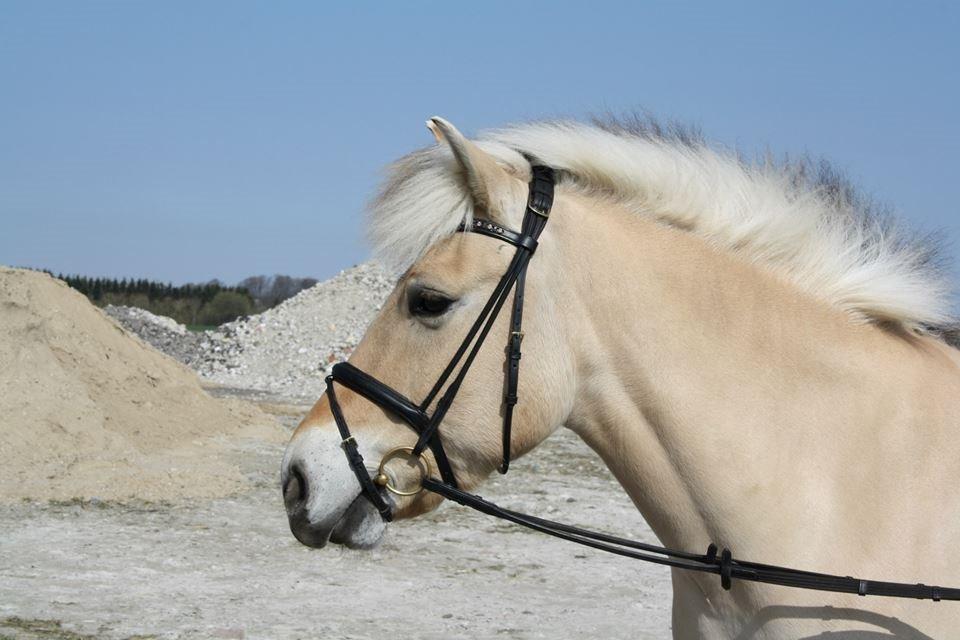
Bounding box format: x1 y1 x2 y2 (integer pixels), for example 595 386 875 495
288 492 389 550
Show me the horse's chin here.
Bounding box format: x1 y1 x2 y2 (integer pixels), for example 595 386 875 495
330 494 388 549
291 493 388 550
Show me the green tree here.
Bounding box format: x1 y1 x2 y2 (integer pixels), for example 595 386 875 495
197 291 253 326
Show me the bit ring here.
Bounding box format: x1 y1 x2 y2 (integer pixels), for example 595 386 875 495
373 446 433 496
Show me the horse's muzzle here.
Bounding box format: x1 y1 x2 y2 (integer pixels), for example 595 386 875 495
282 442 388 550
282 463 329 547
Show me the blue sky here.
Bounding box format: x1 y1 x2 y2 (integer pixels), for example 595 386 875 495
1 2 958 305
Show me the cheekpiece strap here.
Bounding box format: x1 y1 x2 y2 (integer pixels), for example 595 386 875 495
527 165 555 217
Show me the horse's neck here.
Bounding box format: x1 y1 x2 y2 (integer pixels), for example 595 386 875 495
552 196 959 560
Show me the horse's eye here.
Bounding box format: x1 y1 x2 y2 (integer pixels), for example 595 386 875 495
409 288 456 318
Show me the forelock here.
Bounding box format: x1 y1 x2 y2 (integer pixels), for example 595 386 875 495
367 141 527 274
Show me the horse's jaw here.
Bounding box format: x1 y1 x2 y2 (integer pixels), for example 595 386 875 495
282 425 388 550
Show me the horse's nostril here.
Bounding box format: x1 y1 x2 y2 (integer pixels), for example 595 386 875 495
283 463 308 513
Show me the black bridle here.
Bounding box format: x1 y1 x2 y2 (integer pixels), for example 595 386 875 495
325 165 958 602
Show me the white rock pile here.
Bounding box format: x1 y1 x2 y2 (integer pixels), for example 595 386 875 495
196 262 394 398
106 262 396 400
202 262 394 399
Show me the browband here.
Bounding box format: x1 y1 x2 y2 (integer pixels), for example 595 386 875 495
460 218 538 253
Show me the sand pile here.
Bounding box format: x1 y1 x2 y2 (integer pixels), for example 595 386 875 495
0 267 285 503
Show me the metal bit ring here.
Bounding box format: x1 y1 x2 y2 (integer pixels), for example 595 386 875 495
373 446 433 496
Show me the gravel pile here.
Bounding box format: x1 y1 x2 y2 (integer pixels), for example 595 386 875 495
104 305 205 367
106 262 396 401
198 262 395 399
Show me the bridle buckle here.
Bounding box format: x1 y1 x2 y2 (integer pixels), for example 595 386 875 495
527 199 550 217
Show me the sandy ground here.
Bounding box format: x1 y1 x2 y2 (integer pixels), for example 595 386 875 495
0 398 673 640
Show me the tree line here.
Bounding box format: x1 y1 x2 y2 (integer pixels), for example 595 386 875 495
55 273 254 327
50 272 319 328
238 274 318 309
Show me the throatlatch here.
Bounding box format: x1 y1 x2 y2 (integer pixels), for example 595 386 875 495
324 164 959 602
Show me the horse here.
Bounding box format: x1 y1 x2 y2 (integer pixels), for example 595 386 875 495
281 115 960 638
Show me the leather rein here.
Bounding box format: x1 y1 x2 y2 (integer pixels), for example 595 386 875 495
325 165 958 602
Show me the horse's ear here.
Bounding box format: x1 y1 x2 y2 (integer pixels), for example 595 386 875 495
427 117 522 224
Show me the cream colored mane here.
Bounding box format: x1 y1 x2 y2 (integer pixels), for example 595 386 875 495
369 116 956 333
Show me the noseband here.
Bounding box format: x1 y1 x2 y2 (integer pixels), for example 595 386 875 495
323 165 958 602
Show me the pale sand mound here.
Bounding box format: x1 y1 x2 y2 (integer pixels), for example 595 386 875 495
0 267 286 503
